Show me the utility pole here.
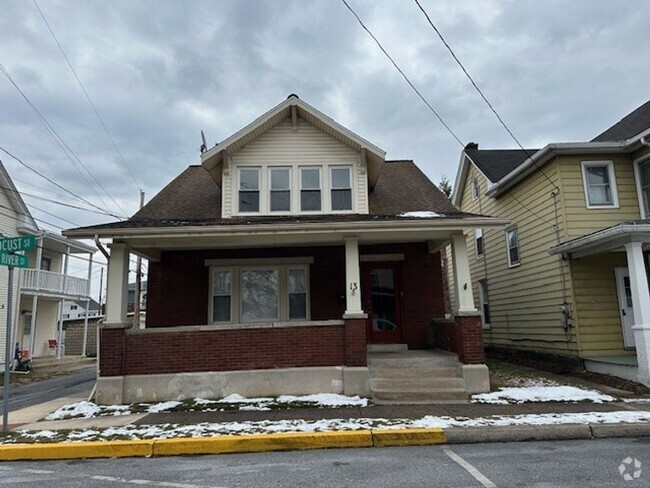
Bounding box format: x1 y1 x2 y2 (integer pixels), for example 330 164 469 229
133 191 145 328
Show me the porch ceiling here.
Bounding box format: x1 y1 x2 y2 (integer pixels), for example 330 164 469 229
549 221 650 258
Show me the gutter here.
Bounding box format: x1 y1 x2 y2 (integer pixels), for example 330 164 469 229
548 223 650 255
64 216 511 240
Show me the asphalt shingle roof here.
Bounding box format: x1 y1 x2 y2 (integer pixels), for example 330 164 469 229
69 160 479 232
591 100 650 142
464 149 537 183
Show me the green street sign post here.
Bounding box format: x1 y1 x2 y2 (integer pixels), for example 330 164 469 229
2 235 35 432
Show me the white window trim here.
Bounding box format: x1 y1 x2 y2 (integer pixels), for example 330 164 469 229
237 167 262 215
478 279 490 330
580 160 619 209
633 155 650 219
232 163 356 216
329 165 354 212
474 228 484 260
208 264 310 325
269 166 292 214
471 177 479 201
505 226 520 268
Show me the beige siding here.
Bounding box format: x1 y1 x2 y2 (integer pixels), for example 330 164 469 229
570 253 633 357
455 160 579 356
16 296 60 358
224 118 365 217
558 154 641 240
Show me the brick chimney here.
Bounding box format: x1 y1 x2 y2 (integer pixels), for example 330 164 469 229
465 142 478 150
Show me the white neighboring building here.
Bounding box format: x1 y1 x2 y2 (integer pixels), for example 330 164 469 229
62 299 101 320
0 161 95 362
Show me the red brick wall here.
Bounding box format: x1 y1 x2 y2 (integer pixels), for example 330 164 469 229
145 243 444 350
146 246 346 328
100 323 353 376
434 315 485 364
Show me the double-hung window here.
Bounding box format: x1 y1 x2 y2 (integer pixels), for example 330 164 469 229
270 167 291 212
506 227 520 267
238 168 260 213
330 166 352 211
475 228 484 259
210 264 310 324
581 161 618 208
300 167 321 211
471 177 480 201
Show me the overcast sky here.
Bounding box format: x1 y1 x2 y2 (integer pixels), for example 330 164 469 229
1 0 649 283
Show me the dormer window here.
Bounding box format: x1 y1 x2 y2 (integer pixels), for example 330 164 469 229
270 167 291 212
238 168 260 213
300 167 322 211
331 167 352 211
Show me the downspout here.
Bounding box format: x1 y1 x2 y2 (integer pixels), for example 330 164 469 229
94 235 109 261
93 234 109 397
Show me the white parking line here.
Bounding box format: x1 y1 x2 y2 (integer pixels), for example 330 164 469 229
87 474 226 487
442 446 497 488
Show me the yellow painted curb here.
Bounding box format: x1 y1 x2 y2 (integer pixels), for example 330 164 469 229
0 440 154 461
371 428 447 447
153 430 374 456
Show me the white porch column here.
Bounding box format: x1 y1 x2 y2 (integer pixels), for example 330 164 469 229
105 243 130 326
28 239 43 357
624 242 650 386
344 238 364 316
81 253 93 356
451 234 477 314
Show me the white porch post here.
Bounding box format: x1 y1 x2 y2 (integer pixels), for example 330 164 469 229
105 243 130 326
28 239 43 357
451 234 477 314
56 246 70 359
81 253 93 356
624 242 650 386
344 238 364 316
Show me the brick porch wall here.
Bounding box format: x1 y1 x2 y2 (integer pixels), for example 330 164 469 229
99 321 370 377
433 315 485 364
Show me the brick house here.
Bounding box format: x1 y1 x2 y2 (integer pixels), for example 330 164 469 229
65 95 506 404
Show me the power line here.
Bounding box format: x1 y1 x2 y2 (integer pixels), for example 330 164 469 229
32 0 143 193
413 0 560 193
340 0 464 146
0 148 122 218
28 203 79 227
0 64 129 217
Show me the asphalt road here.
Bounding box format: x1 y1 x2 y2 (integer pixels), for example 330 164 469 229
0 367 96 412
0 438 648 487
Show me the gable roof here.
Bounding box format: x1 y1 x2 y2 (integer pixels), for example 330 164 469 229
67 160 474 234
592 100 650 142
0 160 38 232
200 94 386 189
464 149 538 183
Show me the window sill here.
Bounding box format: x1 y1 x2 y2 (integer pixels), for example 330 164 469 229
127 320 345 334
584 204 620 210
508 262 521 269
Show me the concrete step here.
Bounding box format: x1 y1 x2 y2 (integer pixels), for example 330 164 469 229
369 377 466 390
367 344 408 353
370 387 469 404
370 366 462 379
368 356 460 369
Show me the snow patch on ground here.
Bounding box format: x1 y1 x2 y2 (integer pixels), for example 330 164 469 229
398 211 441 218
146 401 182 413
472 386 616 404
9 410 650 444
276 394 368 407
500 377 561 388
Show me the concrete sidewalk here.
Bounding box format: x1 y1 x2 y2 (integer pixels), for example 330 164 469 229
3 398 650 461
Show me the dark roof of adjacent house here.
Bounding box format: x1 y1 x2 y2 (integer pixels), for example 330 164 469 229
591 100 650 142
72 298 100 310
464 149 537 183
68 161 483 232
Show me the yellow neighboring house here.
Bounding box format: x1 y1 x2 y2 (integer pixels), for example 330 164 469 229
451 100 650 386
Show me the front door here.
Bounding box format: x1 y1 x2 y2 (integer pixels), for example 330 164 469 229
615 267 636 348
362 263 402 343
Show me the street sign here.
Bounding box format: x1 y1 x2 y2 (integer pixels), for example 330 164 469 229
0 235 35 253
0 253 28 268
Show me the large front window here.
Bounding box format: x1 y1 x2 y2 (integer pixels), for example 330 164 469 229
210 264 310 323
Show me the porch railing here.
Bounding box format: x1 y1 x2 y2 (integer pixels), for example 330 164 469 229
20 269 90 297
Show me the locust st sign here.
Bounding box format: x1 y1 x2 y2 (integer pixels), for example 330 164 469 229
0 235 36 254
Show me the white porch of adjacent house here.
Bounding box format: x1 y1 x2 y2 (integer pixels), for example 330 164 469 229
550 222 650 386
15 232 96 360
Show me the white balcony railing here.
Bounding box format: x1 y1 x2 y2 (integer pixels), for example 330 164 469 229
21 269 90 298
